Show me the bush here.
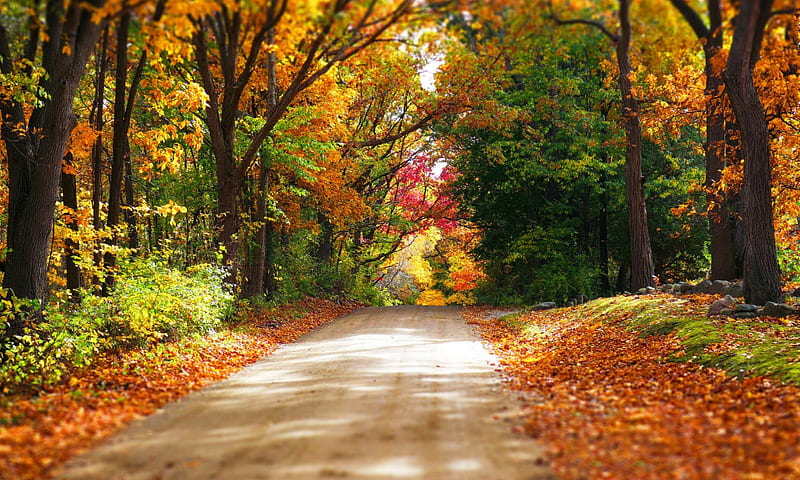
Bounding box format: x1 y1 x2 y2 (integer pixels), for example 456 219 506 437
0 259 234 394
86 258 235 348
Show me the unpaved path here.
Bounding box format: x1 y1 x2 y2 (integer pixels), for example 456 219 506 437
57 306 554 480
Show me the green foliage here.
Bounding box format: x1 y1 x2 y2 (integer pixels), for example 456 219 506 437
83 258 235 348
441 30 626 303
0 260 234 394
266 230 396 306
441 17 711 302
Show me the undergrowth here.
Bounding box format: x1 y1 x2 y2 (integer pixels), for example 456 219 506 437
0 258 235 395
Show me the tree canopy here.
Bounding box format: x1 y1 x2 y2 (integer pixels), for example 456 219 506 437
0 0 798 317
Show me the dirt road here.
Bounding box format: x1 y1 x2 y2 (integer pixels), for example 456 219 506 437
57 306 555 480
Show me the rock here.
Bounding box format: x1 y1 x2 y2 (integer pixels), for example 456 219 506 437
708 295 737 316
760 301 795 318
637 286 656 295
675 282 693 294
719 308 734 317
734 303 759 313
659 284 674 293
709 280 730 295
692 280 714 294
577 294 588 304
723 283 744 298
532 302 557 311
734 312 758 319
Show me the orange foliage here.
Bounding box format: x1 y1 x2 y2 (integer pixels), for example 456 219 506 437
0 298 362 480
467 299 800 480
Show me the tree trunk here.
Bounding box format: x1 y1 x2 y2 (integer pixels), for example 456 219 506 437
669 0 739 281
245 165 270 298
702 4 738 280
316 213 335 265
1 1 107 304
705 64 738 280
598 170 611 295
103 9 132 294
617 0 655 291
124 137 139 249
60 153 82 298
724 0 781 305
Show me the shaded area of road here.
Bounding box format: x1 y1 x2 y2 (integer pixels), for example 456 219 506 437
57 305 555 480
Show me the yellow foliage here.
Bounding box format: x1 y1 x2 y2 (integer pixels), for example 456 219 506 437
416 289 446 306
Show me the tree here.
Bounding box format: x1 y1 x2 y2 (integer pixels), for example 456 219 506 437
550 0 655 290
189 0 414 289
103 0 167 293
724 0 782 304
0 1 110 311
668 0 739 280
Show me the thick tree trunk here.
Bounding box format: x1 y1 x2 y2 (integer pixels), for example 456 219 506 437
703 14 738 280
2 3 106 302
617 0 654 291
724 0 782 305
705 66 738 280
670 0 739 281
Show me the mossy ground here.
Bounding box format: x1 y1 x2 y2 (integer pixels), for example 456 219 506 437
506 293 800 384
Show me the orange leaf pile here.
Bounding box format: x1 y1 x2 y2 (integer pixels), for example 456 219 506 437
0 297 362 480
467 302 800 480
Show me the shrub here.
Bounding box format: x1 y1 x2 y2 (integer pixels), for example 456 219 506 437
0 259 234 394
87 258 235 348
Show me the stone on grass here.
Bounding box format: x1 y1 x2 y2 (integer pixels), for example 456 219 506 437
734 304 759 313
709 280 730 295
692 280 713 294
760 301 795 318
532 302 557 311
708 295 737 317
734 312 758 319
723 283 744 298
675 282 693 294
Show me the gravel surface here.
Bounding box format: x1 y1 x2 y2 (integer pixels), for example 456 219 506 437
57 305 554 480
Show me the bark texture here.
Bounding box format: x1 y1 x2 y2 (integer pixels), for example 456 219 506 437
723 0 782 304
617 0 655 290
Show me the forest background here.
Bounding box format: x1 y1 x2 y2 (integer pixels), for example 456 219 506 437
0 0 798 393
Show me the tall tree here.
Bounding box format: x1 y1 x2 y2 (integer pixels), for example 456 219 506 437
551 0 655 290
190 0 413 286
669 0 739 280
104 0 166 293
724 0 782 304
0 1 109 310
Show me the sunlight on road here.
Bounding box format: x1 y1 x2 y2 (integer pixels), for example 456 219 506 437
58 306 553 480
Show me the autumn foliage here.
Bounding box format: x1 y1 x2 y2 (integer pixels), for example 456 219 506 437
468 296 800 479
0 298 361 480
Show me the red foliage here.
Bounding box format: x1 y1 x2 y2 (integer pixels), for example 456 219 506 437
392 154 458 234
0 298 362 480
467 303 800 480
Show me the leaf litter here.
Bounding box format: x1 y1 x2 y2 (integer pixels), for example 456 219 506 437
0 297 362 480
467 295 800 480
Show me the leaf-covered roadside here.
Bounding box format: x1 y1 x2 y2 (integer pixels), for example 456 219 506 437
0 297 362 480
467 295 800 480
